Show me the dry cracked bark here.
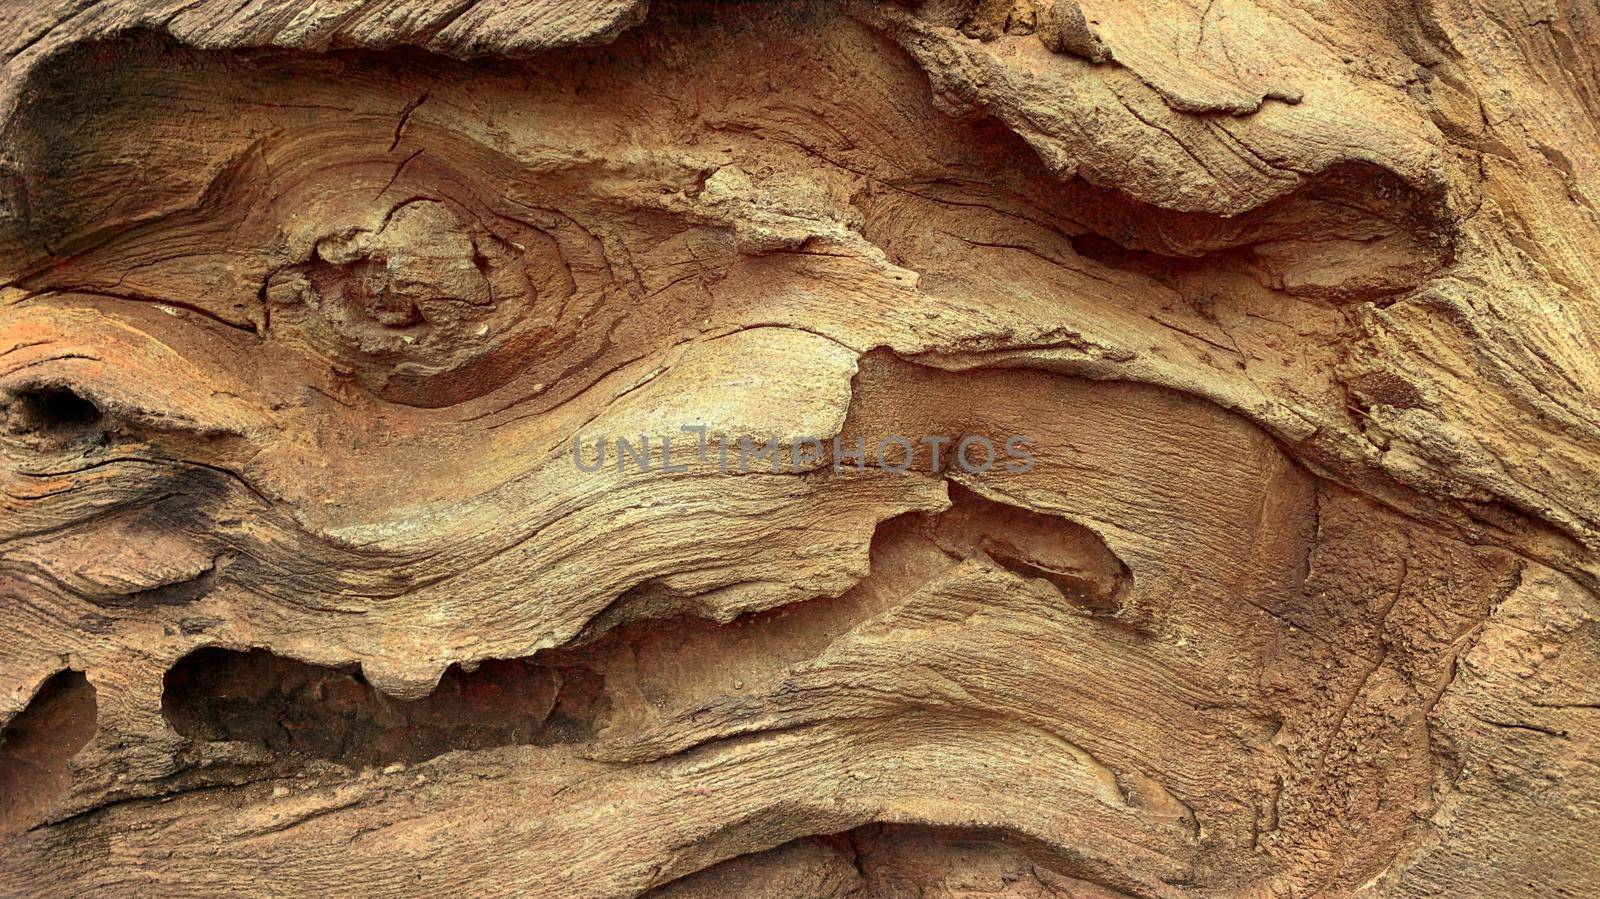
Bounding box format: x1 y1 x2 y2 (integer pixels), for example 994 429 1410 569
0 1 1596 896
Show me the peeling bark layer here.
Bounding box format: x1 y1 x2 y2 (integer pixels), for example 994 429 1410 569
1 1 1596 896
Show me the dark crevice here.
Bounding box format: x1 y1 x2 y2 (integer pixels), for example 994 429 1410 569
161 648 606 767
646 822 1154 898
2 384 105 442
0 669 98 834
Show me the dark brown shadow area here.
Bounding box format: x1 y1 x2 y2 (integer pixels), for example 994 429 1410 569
161 648 604 767
0 669 98 834
648 822 1147 898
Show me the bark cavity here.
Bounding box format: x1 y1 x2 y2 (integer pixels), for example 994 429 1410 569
161 648 604 767
0 670 98 834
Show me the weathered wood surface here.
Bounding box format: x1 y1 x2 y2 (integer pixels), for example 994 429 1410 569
1 1 1596 896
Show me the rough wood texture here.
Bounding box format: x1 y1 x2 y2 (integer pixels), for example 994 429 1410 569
1 1 1596 896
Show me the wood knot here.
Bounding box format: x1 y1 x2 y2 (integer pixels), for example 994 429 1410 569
265 199 544 405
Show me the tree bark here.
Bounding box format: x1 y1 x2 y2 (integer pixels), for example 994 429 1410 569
1 1 1596 895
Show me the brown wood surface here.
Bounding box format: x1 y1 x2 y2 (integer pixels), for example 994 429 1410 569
1 1 1596 895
